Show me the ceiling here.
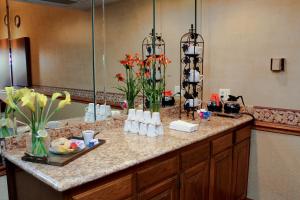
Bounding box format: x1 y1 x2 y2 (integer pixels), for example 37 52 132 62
15 0 122 10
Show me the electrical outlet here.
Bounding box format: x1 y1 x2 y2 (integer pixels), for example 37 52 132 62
174 86 180 95
219 89 231 101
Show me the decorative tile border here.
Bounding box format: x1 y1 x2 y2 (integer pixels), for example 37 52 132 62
31 85 143 107
253 106 300 127
252 106 300 136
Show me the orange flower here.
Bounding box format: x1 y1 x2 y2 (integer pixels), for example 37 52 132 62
125 54 133 61
115 73 125 82
136 71 141 78
145 56 154 67
157 54 171 65
137 60 145 67
120 60 128 65
145 72 151 79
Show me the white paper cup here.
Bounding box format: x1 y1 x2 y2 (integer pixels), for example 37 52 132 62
143 111 152 124
99 105 106 115
157 125 164 136
147 124 157 137
139 123 148 136
185 45 202 55
152 112 161 125
130 121 139 134
188 99 200 107
96 114 105 121
189 70 202 82
106 105 112 117
84 112 95 123
124 120 132 133
128 109 136 121
87 103 95 112
136 110 144 122
82 130 95 145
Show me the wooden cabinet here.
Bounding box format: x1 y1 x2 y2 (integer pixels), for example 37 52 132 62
209 148 233 200
232 128 251 200
138 176 178 200
137 157 178 191
180 160 209 200
6 123 253 200
72 175 133 200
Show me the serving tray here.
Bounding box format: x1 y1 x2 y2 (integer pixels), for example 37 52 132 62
213 112 242 118
21 138 105 167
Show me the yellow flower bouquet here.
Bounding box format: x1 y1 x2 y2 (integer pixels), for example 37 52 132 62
3 87 71 157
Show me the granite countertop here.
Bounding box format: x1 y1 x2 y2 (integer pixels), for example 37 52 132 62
3 114 253 192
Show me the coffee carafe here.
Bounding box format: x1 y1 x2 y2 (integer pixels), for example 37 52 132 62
224 95 245 114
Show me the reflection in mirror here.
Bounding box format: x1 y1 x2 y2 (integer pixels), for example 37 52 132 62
156 0 201 92
95 0 152 111
8 0 96 120
0 0 11 88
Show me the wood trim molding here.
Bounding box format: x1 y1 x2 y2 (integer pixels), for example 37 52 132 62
254 121 300 136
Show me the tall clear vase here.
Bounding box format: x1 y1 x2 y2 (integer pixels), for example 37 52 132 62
31 129 48 157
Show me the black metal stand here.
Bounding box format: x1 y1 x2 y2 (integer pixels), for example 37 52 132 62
141 30 166 110
179 24 204 120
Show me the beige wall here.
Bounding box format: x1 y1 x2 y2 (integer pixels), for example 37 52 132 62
0 175 8 200
202 0 300 110
248 130 300 200
202 0 300 199
9 1 93 89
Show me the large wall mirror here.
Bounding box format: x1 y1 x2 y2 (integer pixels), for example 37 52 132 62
156 0 202 93
0 0 10 88
95 0 153 107
5 0 98 120
2 0 157 121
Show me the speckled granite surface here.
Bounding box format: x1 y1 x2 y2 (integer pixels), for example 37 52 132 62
3 114 252 192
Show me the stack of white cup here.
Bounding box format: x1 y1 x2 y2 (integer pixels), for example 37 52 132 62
124 109 163 137
84 103 112 123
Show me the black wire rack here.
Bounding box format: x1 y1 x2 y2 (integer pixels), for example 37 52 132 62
179 24 204 120
141 29 166 110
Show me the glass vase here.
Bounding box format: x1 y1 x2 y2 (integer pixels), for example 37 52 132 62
31 129 49 157
149 95 161 113
0 116 11 138
127 98 135 110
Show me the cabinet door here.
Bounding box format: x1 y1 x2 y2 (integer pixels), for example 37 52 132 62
180 160 209 200
232 139 250 200
138 176 178 200
72 175 133 200
209 148 233 200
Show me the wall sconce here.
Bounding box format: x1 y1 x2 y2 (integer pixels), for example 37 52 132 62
270 58 285 72
14 15 21 28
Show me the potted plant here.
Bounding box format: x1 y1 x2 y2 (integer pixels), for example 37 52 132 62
3 87 71 157
115 54 143 111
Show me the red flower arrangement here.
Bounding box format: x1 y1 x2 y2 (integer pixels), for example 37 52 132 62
115 53 144 110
